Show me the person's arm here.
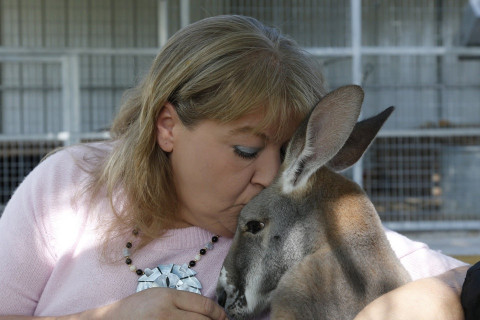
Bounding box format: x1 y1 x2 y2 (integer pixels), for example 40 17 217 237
0 288 227 320
354 266 469 320
0 159 58 315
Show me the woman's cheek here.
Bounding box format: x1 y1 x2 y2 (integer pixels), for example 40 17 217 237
223 208 243 234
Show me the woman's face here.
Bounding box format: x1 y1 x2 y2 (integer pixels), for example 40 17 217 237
157 104 297 237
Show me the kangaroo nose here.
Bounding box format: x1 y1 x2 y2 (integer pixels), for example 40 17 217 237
217 288 227 308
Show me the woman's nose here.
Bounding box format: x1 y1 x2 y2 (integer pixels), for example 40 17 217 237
251 147 281 188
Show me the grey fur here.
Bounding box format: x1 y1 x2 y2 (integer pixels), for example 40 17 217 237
216 85 410 320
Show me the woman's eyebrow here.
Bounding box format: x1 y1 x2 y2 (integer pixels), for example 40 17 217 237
228 126 268 141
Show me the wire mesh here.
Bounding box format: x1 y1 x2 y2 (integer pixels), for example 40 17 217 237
365 135 480 223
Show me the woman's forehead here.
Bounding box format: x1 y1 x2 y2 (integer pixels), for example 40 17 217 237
226 110 300 143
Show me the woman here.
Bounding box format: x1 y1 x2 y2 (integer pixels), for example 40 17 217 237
0 15 468 319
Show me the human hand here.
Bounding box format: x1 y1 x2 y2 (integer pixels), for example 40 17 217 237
353 266 469 320
77 288 227 320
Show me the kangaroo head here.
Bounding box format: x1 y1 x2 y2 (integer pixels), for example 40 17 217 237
216 85 394 319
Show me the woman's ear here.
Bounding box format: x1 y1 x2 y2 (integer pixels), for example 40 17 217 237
156 102 178 152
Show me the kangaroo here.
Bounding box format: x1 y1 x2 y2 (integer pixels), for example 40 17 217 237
216 85 411 320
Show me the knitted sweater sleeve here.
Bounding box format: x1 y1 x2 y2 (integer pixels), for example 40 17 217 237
384 227 468 281
0 148 83 315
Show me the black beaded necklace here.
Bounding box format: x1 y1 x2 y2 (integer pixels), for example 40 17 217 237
123 228 220 294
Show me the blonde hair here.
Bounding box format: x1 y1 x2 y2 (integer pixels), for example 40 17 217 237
90 15 327 250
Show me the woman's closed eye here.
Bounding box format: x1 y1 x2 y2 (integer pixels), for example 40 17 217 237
234 145 261 160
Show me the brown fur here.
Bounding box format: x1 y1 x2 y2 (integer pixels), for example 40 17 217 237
271 167 410 319
217 86 409 320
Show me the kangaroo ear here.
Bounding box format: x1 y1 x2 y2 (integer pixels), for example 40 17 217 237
327 106 395 171
281 85 364 194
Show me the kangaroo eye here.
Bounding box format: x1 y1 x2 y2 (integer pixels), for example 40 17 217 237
245 221 265 234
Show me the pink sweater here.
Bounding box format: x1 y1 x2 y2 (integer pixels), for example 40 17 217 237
0 143 466 317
